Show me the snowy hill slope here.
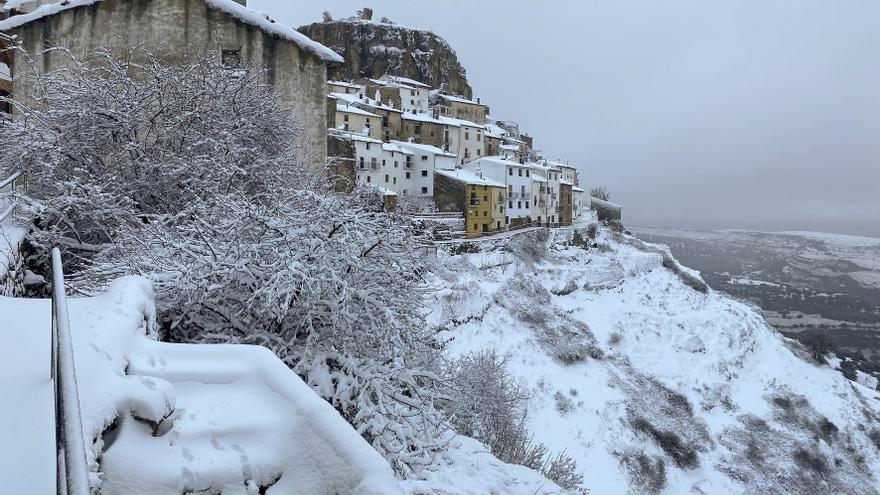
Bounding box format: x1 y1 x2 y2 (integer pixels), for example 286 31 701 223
430 228 880 494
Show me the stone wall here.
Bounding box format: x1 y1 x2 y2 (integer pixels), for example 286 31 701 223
9 0 329 171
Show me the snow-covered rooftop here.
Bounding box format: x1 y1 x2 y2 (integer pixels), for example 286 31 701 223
401 112 445 125
328 80 363 89
382 74 431 89
336 103 379 118
382 142 414 155
390 140 457 158
328 129 383 144
435 168 505 188
438 115 485 129
437 93 485 106
331 92 401 113
0 0 344 63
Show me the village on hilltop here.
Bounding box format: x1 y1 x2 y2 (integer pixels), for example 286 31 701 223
1 2 623 240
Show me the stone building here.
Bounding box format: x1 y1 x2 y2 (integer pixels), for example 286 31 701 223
334 101 383 140
434 169 505 238
0 0 342 169
434 94 489 124
558 181 574 226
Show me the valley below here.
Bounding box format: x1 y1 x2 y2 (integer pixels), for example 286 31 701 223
633 227 880 376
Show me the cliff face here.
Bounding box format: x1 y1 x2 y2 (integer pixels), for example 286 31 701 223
298 19 472 98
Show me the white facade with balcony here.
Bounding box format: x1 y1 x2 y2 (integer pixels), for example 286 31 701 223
392 141 457 197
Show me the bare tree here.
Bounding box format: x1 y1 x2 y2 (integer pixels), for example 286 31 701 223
2 45 447 476
590 186 611 201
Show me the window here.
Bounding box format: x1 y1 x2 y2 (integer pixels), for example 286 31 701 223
483 211 488 217
465 131 470 141
483 195 488 202
393 177 397 184
411 100 415 105
474 224 479 230
359 157 365 169
385 174 389 183
421 170 428 177
343 114 349 122
403 189 408 195
526 201 530 209
477 133 482 142
366 142 371 150
411 89 416 96
508 168 513 176
343 123 349 131
415 124 422 134
406 172 411 179
518 169 522 177
366 176 372 183
422 155 429 161
371 157 377 168
382 159 386 167
525 170 530 177
383 116 389 127
421 187 429 194
221 49 241 68
509 201 513 208
394 161 399 168
518 201 522 209
477 149 482 156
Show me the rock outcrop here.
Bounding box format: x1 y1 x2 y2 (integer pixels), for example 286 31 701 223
299 18 473 98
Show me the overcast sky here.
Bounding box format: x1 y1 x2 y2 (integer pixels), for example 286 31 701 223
252 0 880 237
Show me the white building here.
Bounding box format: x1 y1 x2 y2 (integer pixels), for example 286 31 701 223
351 134 388 187
392 141 457 196
463 156 540 227
572 186 586 222
438 116 485 166
378 74 431 114
532 162 562 225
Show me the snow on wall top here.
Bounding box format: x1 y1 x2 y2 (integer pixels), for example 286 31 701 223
0 0 344 64
591 197 622 210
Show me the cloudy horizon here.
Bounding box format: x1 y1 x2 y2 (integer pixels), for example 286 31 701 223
252 0 880 237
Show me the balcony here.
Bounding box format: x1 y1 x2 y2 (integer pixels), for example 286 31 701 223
469 199 480 207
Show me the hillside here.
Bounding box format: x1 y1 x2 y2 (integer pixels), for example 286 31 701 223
298 16 473 98
633 227 880 385
429 228 880 494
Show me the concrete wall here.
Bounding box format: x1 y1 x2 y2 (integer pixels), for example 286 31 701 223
9 0 329 170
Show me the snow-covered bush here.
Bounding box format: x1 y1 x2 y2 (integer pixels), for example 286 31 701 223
2 45 446 476
444 349 585 490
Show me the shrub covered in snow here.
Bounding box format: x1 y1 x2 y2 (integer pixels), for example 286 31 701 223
2 45 447 477
443 349 585 490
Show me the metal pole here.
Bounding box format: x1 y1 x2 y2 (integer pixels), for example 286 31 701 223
51 248 91 495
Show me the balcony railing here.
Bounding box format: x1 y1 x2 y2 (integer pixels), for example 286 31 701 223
51 248 91 495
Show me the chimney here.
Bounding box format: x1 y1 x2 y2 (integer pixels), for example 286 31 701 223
360 7 373 20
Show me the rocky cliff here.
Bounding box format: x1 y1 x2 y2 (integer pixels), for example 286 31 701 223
298 18 472 98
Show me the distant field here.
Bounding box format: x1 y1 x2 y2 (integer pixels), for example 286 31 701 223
632 227 880 365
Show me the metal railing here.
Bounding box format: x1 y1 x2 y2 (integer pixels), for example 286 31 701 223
0 171 23 224
51 248 90 495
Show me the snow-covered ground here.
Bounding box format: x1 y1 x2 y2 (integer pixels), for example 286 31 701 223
429 227 880 494
1 277 401 495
